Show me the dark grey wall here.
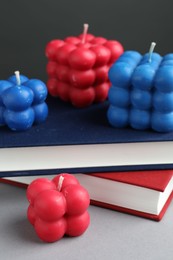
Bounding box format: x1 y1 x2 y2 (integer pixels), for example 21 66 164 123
0 0 172 82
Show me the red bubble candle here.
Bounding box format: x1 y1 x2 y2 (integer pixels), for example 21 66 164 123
26 173 90 243
45 24 124 108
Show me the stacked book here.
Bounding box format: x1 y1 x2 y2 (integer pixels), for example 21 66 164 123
1 96 173 221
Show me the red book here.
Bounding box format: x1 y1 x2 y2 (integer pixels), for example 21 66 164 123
76 170 173 221
1 169 173 221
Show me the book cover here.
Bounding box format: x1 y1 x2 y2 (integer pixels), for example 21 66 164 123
1 169 173 221
1 96 173 177
89 170 173 191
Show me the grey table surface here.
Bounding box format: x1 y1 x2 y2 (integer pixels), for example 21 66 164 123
1 182 173 260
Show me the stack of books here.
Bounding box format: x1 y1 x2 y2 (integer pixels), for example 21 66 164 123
1 96 173 221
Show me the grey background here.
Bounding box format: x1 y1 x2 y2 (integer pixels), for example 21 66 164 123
1 182 173 260
0 0 172 83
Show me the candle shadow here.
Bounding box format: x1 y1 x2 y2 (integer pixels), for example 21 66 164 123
80 101 110 127
7 217 41 244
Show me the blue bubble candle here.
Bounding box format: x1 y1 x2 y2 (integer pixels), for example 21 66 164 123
0 71 48 131
107 42 173 132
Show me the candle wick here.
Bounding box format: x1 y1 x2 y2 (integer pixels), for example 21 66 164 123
58 175 64 191
148 42 156 63
81 23 89 44
14 70 21 85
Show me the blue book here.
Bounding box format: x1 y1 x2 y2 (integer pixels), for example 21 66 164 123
0 96 173 177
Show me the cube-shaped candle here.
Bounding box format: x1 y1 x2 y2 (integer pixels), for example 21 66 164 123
107 42 173 132
0 71 48 131
26 173 90 243
45 24 124 108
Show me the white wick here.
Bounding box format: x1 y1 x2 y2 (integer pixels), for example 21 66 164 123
148 42 156 63
57 175 64 191
14 70 21 85
81 23 89 44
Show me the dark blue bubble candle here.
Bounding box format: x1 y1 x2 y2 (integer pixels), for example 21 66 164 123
0 71 48 131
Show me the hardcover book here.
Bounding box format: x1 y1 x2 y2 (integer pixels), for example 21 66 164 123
77 170 173 221
1 169 173 221
1 96 173 177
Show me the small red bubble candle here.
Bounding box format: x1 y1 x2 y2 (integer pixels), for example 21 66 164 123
45 24 124 108
26 173 90 243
